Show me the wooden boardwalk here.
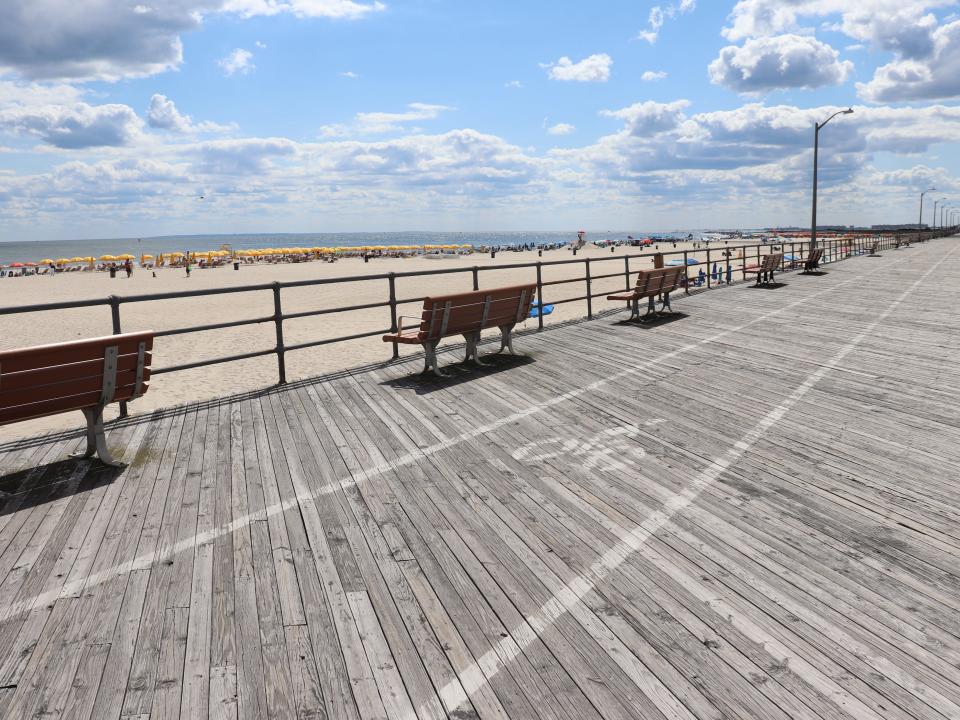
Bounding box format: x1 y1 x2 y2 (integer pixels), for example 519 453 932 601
0 239 958 719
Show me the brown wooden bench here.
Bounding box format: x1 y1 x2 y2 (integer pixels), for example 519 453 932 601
798 247 823 273
606 266 686 320
382 285 536 376
0 331 153 466
743 252 783 285
867 240 880 256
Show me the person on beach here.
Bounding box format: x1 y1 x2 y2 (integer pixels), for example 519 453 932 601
185 263 191 278
125 259 133 278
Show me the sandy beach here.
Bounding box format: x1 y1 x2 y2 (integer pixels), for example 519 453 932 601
0 240 797 442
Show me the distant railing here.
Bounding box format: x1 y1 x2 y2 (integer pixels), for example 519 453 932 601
0 230 946 416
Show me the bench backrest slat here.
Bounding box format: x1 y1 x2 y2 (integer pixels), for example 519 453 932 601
762 252 783 271
414 284 536 341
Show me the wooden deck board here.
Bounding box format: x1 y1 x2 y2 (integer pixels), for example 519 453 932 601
0 239 958 718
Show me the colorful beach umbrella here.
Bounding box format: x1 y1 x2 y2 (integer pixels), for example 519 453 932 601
39 259 55 265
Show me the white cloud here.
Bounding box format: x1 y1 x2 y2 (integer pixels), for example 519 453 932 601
221 0 386 20
638 6 665 43
0 101 142 148
723 1 952 59
255 40 267 49
638 1 696 43
641 70 668 81
858 21 960 101
320 102 453 136
709 34 853 92
542 54 612 83
505 80 523 88
0 0 383 83
219 48 255 76
146 93 232 134
340 70 359 78
547 123 575 135
600 100 691 136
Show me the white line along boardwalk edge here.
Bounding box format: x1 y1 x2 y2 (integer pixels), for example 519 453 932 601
415 249 956 720
0 259 894 627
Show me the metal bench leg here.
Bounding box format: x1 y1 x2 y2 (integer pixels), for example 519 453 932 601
463 332 489 366
497 325 522 355
422 340 447 377
641 296 656 320
71 406 121 467
660 292 672 313
629 297 639 320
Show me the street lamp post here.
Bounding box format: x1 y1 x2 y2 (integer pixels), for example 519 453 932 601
940 202 948 230
936 198 946 229
810 108 854 253
918 187 935 231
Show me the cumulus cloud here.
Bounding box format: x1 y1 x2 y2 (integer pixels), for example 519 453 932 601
146 94 232 134
0 101 142 148
709 34 853 92
600 100 691 136
547 123 575 136
641 70 668 81
0 0 214 82
340 70 359 78
858 21 960 101
542 54 612 82
320 102 453 137
505 80 523 88
0 0 383 82
219 48 255 76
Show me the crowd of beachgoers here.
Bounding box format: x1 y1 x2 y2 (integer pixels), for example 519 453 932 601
0 232 819 278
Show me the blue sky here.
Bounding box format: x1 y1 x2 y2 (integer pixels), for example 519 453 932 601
1 0 960 240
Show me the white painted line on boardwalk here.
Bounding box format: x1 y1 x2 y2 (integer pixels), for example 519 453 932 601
0 260 894 626
416 249 953 720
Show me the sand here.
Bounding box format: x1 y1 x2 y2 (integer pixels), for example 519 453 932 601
0 240 784 442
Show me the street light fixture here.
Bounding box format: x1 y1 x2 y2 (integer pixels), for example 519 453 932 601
918 187 935 231
936 197 946 228
810 108 854 252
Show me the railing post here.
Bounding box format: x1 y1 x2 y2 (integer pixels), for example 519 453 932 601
623 256 630 291
472 266 479 291
585 258 592 319
272 282 286 384
706 248 711 288
683 250 690 293
109 295 128 418
388 273 399 359
536 262 544 331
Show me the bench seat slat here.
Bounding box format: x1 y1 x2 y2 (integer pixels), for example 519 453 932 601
0 332 153 375
0 368 151 408
0 382 147 426
0 352 152 392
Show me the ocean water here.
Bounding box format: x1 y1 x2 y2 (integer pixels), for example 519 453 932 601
0 230 703 265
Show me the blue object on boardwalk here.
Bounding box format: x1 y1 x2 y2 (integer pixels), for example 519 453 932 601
712 262 719 281
666 258 700 266
726 266 733 284
529 300 554 318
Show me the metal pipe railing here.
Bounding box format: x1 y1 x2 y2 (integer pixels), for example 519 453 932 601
0 233 937 401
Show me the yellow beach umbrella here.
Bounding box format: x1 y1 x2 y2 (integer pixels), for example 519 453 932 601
99 255 116 261
70 256 87 263
39 259 55 265
55 258 71 264
141 254 154 261
117 253 135 260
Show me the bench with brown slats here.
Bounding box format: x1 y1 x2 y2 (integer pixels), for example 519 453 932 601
606 266 686 321
743 252 783 285
797 247 824 273
0 331 153 465
382 284 536 376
